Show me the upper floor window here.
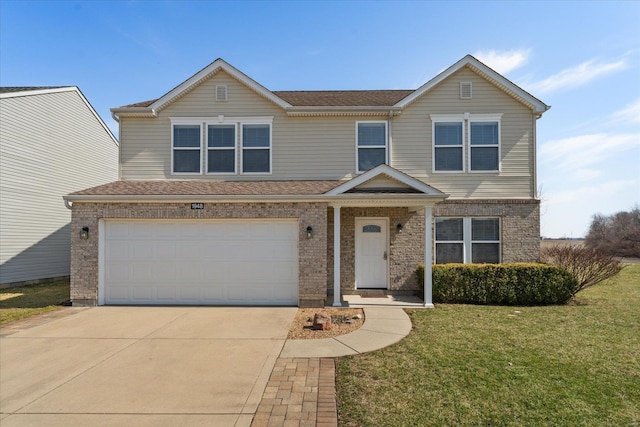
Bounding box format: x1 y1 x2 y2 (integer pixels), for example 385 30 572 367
171 117 272 176
433 121 463 172
435 217 501 264
357 122 387 173
470 121 500 172
172 124 202 174
431 114 502 173
207 124 236 173
242 124 271 174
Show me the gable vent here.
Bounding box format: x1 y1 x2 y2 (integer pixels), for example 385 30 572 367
216 85 228 102
460 82 472 99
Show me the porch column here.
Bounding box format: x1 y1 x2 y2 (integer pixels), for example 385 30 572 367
332 205 342 307
424 206 434 308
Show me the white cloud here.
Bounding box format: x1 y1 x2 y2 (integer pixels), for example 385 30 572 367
473 49 530 74
527 59 628 94
545 179 635 206
572 169 603 182
539 133 639 169
608 98 640 126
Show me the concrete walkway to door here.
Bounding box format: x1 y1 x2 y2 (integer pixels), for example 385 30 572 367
0 306 297 427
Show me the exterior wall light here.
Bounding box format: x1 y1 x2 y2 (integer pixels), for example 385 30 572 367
397 223 403 234
306 226 313 239
80 226 89 240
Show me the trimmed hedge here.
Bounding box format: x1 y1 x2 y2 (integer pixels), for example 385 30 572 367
416 263 578 305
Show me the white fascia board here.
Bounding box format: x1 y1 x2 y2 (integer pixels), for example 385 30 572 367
0 86 75 99
148 58 292 112
326 164 447 196
63 192 448 205
395 55 550 115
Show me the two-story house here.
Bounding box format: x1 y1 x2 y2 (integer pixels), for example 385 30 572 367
64 55 549 308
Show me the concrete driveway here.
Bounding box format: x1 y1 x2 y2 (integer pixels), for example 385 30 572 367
0 306 297 427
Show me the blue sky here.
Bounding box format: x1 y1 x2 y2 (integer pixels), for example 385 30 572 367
1 1 638 238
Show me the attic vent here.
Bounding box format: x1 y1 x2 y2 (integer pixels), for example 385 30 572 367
460 82 472 99
216 85 228 102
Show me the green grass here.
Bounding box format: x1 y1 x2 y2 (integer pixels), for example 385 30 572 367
0 280 70 325
337 264 640 426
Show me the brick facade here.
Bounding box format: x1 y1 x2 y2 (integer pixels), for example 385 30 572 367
70 199 539 306
70 202 327 307
327 199 540 295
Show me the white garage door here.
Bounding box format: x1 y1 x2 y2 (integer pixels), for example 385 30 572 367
102 220 298 306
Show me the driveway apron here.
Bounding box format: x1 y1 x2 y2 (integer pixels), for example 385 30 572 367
0 306 297 427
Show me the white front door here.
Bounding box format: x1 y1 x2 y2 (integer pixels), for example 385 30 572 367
355 218 388 289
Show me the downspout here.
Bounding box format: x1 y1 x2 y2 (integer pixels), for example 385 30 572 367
388 110 393 166
64 198 73 209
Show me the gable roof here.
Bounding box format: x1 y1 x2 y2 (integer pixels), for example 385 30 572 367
326 164 447 197
112 55 549 117
150 58 291 112
396 55 549 114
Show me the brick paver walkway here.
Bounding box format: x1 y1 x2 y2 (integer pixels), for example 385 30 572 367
251 357 338 427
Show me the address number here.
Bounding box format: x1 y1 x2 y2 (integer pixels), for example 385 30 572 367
191 203 204 210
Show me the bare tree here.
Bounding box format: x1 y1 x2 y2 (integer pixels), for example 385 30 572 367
585 206 640 257
541 244 624 296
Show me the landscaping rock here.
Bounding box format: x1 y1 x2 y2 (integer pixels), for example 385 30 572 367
313 312 332 330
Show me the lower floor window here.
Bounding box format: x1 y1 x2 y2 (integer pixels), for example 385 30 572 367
435 217 500 264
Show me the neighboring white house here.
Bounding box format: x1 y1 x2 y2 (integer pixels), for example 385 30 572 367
0 86 119 286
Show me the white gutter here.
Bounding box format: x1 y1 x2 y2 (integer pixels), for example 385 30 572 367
64 198 73 209
63 193 448 205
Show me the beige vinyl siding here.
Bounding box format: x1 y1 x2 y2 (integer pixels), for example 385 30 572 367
392 67 535 198
0 89 119 284
119 67 536 199
121 71 358 180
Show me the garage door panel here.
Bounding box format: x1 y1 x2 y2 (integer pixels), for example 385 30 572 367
104 220 298 306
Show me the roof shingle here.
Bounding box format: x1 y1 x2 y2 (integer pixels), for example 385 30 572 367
119 90 414 109
70 180 342 196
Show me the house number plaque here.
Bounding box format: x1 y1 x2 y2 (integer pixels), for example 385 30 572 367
191 203 204 210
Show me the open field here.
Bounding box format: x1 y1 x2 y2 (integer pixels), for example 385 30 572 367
0 280 70 325
336 265 640 426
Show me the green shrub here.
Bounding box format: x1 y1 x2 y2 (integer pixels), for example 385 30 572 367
416 263 578 305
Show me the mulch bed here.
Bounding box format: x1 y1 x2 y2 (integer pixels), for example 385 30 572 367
287 308 364 339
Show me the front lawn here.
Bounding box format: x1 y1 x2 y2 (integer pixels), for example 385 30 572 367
337 264 640 426
0 280 70 325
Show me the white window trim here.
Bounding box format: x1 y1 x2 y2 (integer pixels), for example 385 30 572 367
205 122 237 175
434 217 465 264
356 121 388 173
240 120 273 175
169 116 273 176
470 218 501 263
171 120 203 176
434 217 501 264
431 114 465 174
468 114 502 173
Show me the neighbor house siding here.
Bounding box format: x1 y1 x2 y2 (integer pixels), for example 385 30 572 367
0 89 119 285
392 67 536 199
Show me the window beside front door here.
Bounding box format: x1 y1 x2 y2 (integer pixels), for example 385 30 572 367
435 217 501 264
356 122 387 173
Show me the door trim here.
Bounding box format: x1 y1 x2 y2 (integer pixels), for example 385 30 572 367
354 217 389 289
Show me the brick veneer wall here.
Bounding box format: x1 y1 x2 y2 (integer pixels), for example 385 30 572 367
327 199 540 295
70 202 327 307
433 199 541 263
